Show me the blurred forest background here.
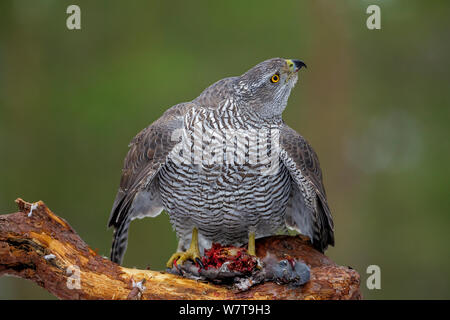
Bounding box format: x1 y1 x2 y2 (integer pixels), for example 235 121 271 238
0 0 449 299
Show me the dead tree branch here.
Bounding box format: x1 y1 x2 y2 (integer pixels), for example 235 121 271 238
0 199 361 300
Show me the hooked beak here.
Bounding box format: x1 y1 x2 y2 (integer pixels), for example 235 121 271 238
286 59 307 73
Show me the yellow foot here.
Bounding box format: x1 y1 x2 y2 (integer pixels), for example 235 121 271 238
247 231 256 256
166 248 202 268
247 231 262 270
166 227 202 268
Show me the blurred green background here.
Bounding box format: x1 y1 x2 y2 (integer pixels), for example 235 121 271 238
1 0 449 299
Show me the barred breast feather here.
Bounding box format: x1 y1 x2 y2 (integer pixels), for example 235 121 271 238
158 98 292 251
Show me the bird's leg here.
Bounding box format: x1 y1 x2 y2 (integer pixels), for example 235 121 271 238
247 232 263 270
247 231 256 256
166 227 202 268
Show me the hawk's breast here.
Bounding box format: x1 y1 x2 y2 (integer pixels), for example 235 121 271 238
158 104 292 245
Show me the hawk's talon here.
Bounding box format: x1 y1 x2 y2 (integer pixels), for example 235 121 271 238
166 252 182 268
195 257 204 269
166 227 201 268
166 249 201 268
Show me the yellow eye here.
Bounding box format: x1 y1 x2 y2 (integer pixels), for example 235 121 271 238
271 74 280 83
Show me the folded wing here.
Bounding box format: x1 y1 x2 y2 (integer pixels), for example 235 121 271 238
108 102 193 264
280 124 334 252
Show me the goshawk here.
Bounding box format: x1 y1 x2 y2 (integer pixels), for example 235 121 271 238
108 58 335 266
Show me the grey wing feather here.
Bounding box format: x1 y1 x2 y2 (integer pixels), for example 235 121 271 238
108 102 193 264
280 124 334 252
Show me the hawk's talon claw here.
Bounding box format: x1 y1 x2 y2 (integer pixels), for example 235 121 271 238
166 250 202 268
166 227 202 268
195 257 204 269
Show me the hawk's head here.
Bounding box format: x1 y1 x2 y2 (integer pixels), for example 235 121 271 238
234 58 306 119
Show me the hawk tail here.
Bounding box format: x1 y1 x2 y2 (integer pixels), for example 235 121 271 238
312 196 335 253
110 216 132 265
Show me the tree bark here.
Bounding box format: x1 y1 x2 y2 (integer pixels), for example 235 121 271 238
0 198 361 300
